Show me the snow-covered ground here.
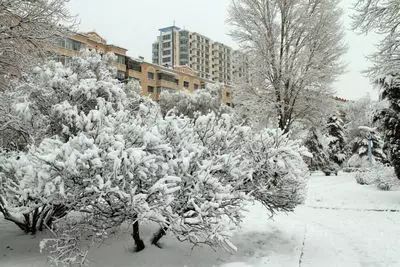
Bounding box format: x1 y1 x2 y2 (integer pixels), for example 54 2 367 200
1 172 400 267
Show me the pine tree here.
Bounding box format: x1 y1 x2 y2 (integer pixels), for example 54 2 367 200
348 126 387 168
374 75 400 179
304 128 329 171
326 114 346 166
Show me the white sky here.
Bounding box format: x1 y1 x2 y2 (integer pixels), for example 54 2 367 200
68 0 380 101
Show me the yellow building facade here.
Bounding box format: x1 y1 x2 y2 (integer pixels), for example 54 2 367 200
52 32 233 106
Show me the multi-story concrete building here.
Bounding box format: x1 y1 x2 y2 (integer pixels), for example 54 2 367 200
52 31 233 106
152 25 247 85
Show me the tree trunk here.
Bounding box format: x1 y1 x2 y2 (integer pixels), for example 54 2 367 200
151 227 168 247
132 218 145 252
0 201 67 235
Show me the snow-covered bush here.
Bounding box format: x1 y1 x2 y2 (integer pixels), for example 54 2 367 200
0 51 184 263
354 164 397 190
159 83 231 118
0 51 311 265
354 170 375 185
148 112 250 250
150 114 310 247
242 129 310 214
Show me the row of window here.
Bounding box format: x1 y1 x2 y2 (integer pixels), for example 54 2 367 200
57 38 83 51
162 57 171 63
147 72 199 89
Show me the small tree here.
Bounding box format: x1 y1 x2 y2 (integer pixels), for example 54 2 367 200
374 75 400 179
304 128 329 171
326 114 346 167
348 126 387 168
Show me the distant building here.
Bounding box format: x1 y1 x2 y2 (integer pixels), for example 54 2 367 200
152 25 248 85
51 31 233 106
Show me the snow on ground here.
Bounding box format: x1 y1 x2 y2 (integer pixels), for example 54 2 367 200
1 172 400 266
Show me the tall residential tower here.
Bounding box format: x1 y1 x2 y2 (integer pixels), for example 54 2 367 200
152 26 247 85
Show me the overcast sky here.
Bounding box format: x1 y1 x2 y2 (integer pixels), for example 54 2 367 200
68 0 380 100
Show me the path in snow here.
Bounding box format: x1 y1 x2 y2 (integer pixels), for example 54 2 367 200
295 173 400 267
1 173 400 266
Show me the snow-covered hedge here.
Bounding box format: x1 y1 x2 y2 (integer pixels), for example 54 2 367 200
354 164 397 190
0 51 310 265
159 83 231 118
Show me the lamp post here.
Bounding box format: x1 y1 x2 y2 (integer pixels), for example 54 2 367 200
367 133 373 166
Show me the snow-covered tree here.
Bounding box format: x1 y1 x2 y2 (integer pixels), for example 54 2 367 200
343 95 374 140
352 1 400 179
326 114 346 166
228 0 347 133
0 0 75 90
347 126 387 168
352 0 400 77
159 83 230 118
374 75 400 179
304 128 329 171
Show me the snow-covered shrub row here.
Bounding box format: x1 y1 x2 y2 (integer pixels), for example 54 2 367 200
0 51 309 265
159 83 231 118
354 164 397 190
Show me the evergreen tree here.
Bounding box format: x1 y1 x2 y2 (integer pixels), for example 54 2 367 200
348 126 388 168
374 75 400 179
326 114 346 166
304 128 329 171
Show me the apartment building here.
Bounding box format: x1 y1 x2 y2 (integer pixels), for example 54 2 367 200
52 31 233 105
152 26 247 85
53 31 128 80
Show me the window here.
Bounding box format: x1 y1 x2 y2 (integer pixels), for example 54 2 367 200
72 40 81 51
194 84 199 90
226 92 231 97
163 42 171 48
162 57 171 63
148 86 154 93
127 59 142 72
163 50 171 56
163 34 171 41
183 81 189 88
148 72 155 80
57 38 82 51
116 54 125 65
